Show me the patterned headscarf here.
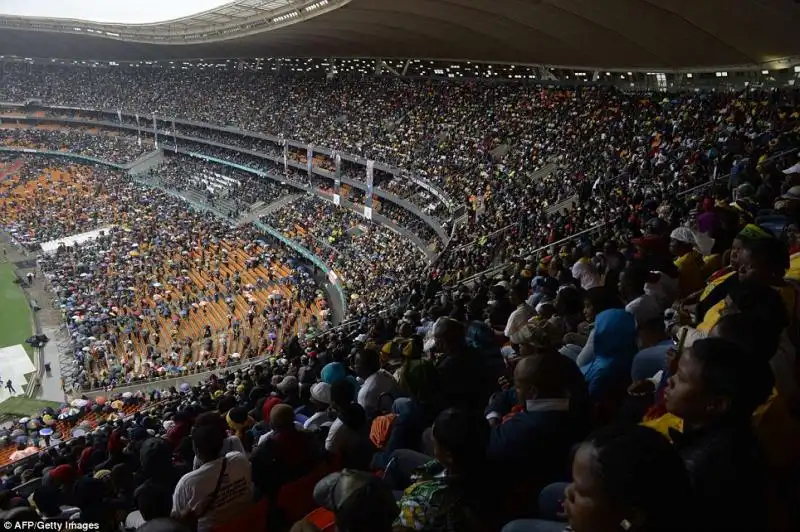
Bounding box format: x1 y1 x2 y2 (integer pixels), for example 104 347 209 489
737 224 773 242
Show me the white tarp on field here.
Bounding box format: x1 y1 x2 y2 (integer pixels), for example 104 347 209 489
0 344 35 402
40 226 115 254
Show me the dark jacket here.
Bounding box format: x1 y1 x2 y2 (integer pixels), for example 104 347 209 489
670 420 769 532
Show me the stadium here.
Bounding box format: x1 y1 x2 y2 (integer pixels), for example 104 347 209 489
0 0 797 529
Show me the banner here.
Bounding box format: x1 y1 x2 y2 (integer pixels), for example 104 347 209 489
282 139 289 176
135 113 142 147
307 145 313 177
334 151 341 199
333 193 341 206
365 159 374 217
152 114 158 149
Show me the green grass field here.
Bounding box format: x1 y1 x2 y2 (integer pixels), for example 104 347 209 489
0 259 34 359
0 396 60 417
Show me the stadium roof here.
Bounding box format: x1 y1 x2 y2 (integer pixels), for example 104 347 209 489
0 0 799 70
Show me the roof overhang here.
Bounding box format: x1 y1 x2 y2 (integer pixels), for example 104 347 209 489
0 0 799 69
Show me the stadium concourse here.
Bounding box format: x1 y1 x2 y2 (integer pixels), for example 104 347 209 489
0 68 797 532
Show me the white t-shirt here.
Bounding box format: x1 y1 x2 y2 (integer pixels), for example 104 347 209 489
324 418 363 454
192 435 245 470
357 370 399 417
571 259 601 291
304 411 334 430
172 451 253 532
625 293 663 326
504 303 534 338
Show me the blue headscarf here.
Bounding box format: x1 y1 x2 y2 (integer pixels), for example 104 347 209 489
320 362 360 392
581 309 637 399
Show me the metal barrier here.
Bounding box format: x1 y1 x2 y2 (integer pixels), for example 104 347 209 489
452 221 611 288
677 147 798 198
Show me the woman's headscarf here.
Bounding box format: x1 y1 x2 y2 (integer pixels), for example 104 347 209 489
581 309 638 399
738 224 773 242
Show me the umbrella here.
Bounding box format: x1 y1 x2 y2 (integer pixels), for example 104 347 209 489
68 408 80 416
70 399 89 408
111 400 124 410
18 417 30 425
42 414 55 426
95 396 106 406
122 392 133 399
71 428 87 438
11 429 25 437
179 383 190 392
39 428 53 437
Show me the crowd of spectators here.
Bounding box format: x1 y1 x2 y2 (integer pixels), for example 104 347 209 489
1 127 149 164
148 154 295 218
0 69 799 531
0 157 327 392
262 196 427 315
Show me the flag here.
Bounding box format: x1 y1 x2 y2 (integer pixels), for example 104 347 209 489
152 114 158 149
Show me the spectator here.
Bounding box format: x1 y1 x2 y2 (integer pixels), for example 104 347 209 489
171 412 253 532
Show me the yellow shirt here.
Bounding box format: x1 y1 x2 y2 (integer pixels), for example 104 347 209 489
645 390 800 469
674 251 705 299
785 252 800 282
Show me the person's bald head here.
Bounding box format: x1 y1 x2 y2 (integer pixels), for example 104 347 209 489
513 354 572 402
432 318 466 353
269 403 295 430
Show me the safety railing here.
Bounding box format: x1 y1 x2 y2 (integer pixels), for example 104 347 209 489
677 147 799 198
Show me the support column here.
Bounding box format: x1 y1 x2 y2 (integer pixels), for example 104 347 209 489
364 160 374 220
333 151 342 205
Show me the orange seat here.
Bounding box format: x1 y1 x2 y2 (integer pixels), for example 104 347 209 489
303 507 336 532
211 497 269 532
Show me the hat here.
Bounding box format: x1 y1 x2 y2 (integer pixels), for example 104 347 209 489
46 464 76 485
780 185 800 201
509 320 561 349
669 227 697 246
313 470 399 528
782 162 800 175
736 183 756 197
276 375 298 393
310 382 332 405
321 362 346 384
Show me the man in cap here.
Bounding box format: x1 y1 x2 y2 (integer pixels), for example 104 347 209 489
307 469 398 532
669 226 704 299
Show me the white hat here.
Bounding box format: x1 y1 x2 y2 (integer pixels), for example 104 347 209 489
669 227 697 246
310 382 332 405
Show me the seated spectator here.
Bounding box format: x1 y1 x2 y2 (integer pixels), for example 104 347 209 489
250 404 323 498
579 309 637 418
395 408 501 532
171 412 253 532
353 347 401 419
309 469 399 532
325 381 372 466
485 354 588 515
125 483 173 531
502 424 694 532
304 382 335 430
664 337 774 531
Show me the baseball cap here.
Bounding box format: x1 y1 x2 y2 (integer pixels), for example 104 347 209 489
780 185 800 201
310 382 332 405
313 469 398 529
